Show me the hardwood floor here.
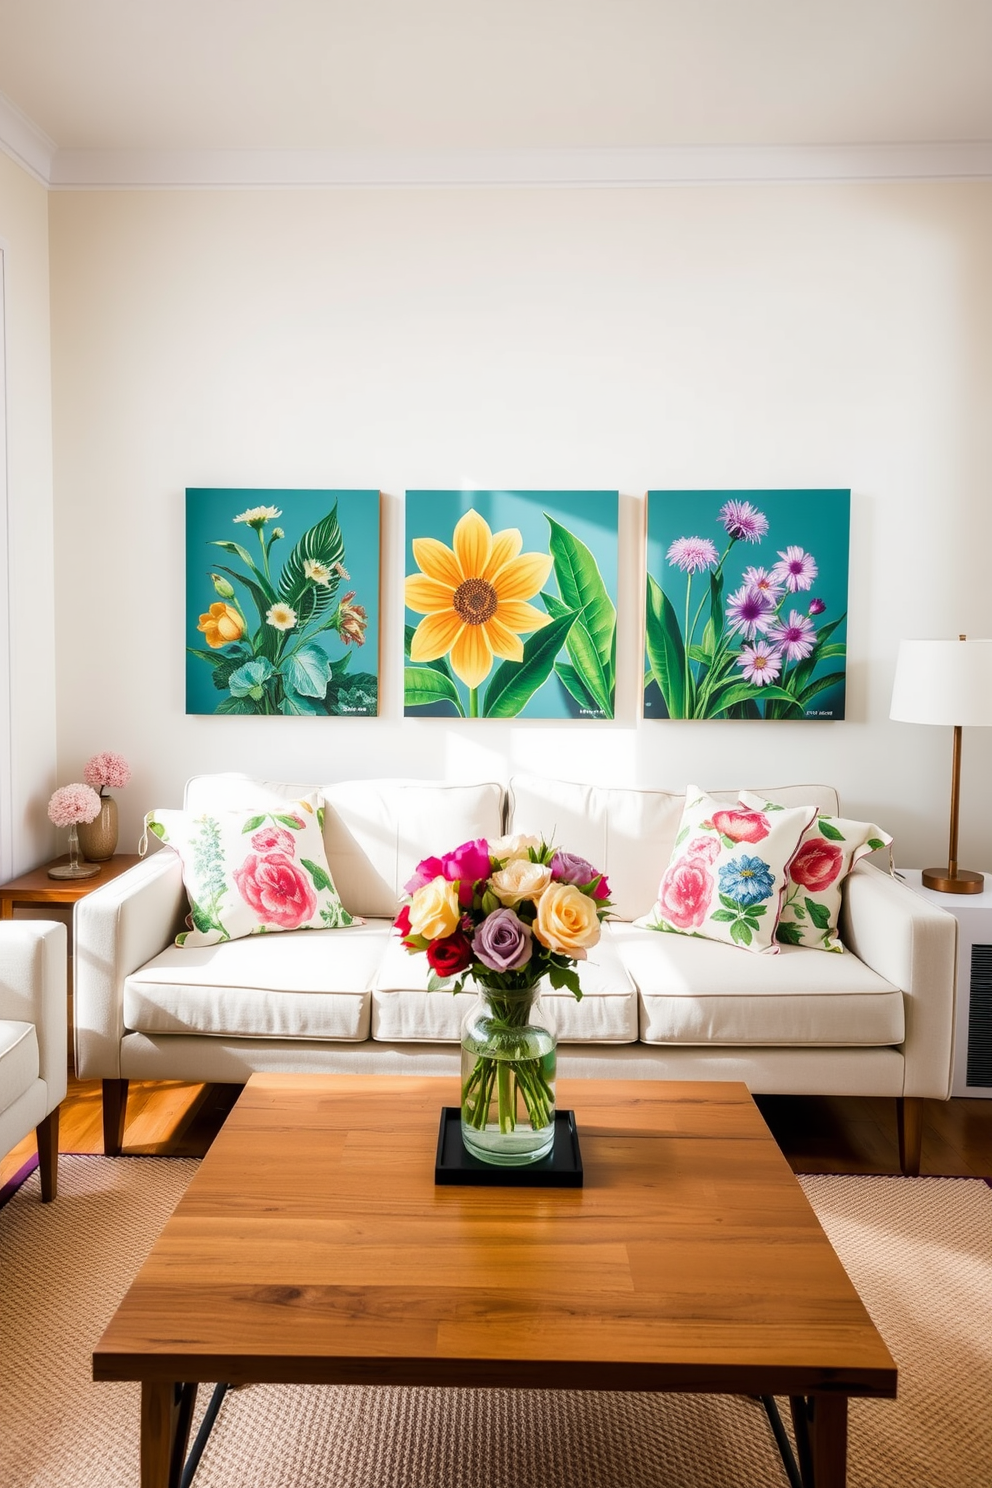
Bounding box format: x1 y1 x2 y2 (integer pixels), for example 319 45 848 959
3 1075 991 1190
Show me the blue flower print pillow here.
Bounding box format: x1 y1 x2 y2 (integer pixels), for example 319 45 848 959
636 787 817 954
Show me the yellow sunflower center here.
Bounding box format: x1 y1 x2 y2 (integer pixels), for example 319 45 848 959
453 576 498 626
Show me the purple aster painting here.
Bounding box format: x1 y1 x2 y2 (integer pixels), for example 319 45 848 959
645 490 849 720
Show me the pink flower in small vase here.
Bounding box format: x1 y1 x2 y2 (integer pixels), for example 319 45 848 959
48 783 101 827
83 751 131 794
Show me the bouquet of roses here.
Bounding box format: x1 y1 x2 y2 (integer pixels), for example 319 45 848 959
394 834 612 1138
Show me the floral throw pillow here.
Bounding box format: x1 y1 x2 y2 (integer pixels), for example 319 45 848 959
144 796 355 946
739 792 892 953
636 787 817 954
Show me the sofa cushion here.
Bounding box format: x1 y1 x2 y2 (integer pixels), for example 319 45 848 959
635 788 817 954
147 796 354 945
506 775 840 921
371 922 638 1043
740 792 893 953
611 923 905 1046
122 922 394 1041
0 1021 39 1111
183 774 504 918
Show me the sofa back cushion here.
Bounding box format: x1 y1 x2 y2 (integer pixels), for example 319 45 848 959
506 775 840 922
184 775 504 918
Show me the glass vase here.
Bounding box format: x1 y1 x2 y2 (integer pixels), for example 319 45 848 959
48 822 100 881
460 981 557 1166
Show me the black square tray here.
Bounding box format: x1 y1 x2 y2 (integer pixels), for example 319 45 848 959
434 1106 583 1187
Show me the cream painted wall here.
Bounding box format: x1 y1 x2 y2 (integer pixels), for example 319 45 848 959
0 151 56 874
48 182 992 869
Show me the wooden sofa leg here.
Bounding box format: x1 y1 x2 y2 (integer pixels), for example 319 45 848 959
103 1079 129 1156
36 1106 60 1201
896 1096 924 1176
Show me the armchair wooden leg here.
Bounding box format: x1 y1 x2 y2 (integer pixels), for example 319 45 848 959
36 1106 60 1201
896 1096 924 1176
103 1078 129 1156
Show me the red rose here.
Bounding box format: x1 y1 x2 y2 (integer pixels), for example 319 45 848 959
426 932 473 977
711 809 770 844
233 852 316 929
393 904 412 935
790 839 843 891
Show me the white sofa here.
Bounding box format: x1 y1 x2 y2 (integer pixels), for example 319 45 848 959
0 921 67 1201
74 774 957 1173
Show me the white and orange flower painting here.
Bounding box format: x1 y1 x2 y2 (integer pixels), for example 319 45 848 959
404 492 619 720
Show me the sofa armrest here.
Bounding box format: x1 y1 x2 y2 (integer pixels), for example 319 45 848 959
73 852 186 1079
0 920 68 1104
840 860 957 1099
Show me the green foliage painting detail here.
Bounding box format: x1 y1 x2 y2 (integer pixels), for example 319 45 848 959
186 489 380 716
644 490 849 721
404 491 618 720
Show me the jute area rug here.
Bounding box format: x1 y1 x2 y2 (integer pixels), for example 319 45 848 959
1 1158 990 1488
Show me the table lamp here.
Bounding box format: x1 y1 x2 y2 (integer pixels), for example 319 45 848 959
890 635 992 894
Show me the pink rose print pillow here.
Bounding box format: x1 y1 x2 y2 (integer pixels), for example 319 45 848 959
635 787 816 954
143 795 355 946
739 792 892 953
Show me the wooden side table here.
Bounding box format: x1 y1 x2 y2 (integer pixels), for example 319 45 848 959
0 855 143 1073
0 854 142 917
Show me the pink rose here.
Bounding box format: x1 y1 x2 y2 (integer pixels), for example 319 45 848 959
657 858 713 930
403 855 445 895
790 839 843 892
250 826 296 856
439 838 492 887
711 809 770 844
233 852 317 929
685 836 721 864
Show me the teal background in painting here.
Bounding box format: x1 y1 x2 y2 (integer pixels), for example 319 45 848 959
405 490 618 719
645 489 850 720
186 489 380 715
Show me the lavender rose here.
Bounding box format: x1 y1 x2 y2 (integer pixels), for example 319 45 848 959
550 850 610 901
472 908 533 973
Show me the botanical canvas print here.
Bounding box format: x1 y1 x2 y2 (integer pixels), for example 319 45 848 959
404 491 618 719
186 489 379 716
644 490 849 720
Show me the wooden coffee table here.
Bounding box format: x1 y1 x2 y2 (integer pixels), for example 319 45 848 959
94 1075 896 1487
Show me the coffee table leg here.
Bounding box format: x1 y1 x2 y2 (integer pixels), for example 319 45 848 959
141 1380 198 1488
810 1394 848 1488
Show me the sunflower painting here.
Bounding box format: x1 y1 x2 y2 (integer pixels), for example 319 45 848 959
404 491 619 719
186 489 380 716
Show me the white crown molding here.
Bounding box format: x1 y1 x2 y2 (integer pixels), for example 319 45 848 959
0 91 57 186
46 141 992 191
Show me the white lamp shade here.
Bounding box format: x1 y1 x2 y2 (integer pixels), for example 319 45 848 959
890 638 992 727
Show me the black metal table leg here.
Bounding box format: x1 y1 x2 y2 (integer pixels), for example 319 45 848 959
178 1383 232 1488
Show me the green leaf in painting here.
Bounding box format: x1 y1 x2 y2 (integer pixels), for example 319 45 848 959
817 819 845 841
730 920 753 947
282 643 331 699
645 573 686 718
700 570 724 661
706 680 798 715
404 666 466 716
241 816 267 833
540 590 572 621
546 516 616 678
554 661 600 715
277 693 324 715
277 502 346 618
483 610 578 718
228 657 274 699
710 909 738 923
797 671 846 707
215 695 258 714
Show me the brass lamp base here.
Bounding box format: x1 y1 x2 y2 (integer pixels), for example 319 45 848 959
921 866 985 895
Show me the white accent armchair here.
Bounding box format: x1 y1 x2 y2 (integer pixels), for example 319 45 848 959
0 921 67 1200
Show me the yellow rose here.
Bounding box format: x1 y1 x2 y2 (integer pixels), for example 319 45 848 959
491 859 552 906
534 882 601 959
408 876 461 940
197 602 244 649
488 832 542 863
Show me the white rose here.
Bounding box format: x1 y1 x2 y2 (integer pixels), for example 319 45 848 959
488 832 542 863
491 858 552 906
